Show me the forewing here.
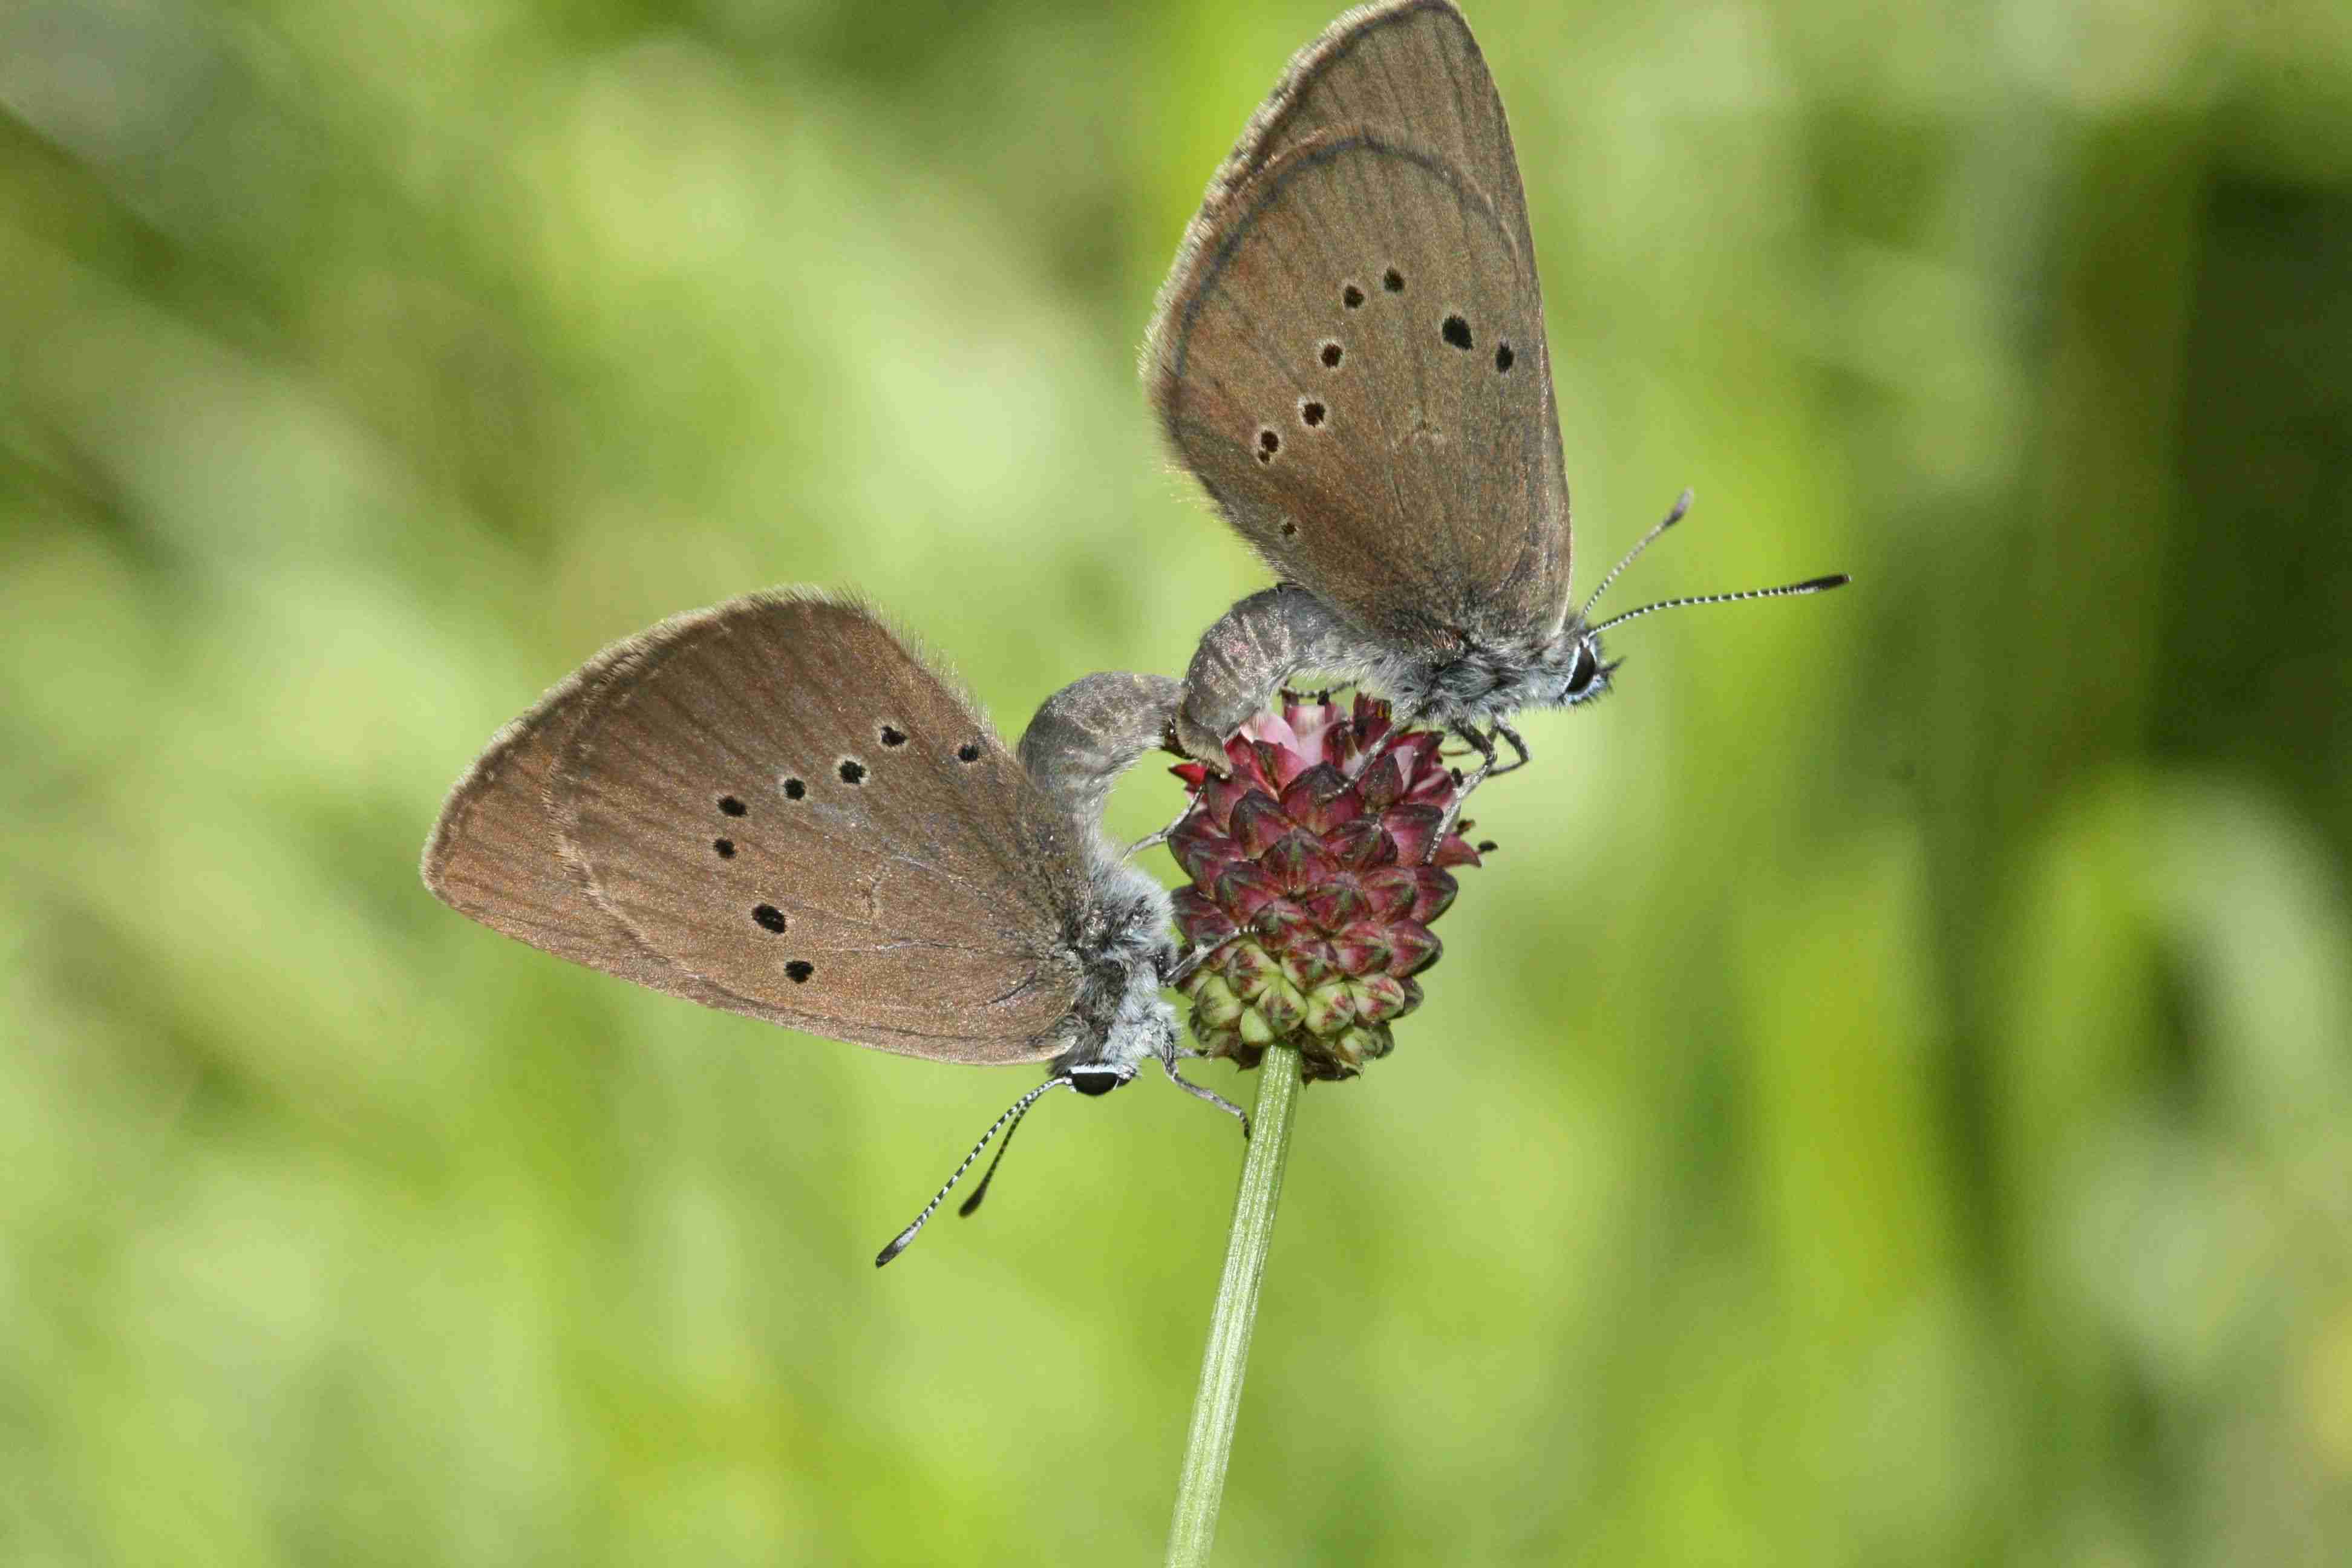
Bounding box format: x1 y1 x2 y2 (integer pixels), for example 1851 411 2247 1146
1189 1 1547 284
1146 0 1570 641
423 632 747 1015
1151 128 1559 645
431 593 1086 1064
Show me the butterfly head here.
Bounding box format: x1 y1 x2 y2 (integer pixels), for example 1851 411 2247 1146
1067 1063 1134 1097
1537 624 1618 711
1540 488 1847 714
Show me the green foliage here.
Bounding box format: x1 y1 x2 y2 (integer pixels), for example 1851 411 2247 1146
4 0 2349 1561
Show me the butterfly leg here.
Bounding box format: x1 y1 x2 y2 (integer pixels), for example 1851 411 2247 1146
1448 724 1500 794
1175 586 1361 767
1432 724 1516 850
1343 697 1427 784
1159 1046 1251 1138
1163 929 1242 988
1126 794 1200 860
1487 721 1531 777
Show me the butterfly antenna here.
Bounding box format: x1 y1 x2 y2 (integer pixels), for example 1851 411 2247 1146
875 1076 1073 1267
954 1085 1056 1221
1590 573 1851 636
1580 488 1694 620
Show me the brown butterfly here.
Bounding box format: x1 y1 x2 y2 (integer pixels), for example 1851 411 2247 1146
1145 1 1846 785
423 590 1240 1263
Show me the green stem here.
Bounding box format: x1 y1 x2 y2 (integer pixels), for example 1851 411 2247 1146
1165 1043 1302 1568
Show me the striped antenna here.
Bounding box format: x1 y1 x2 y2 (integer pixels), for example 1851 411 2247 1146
875 1077 1073 1267
1591 574 1851 636
1581 488 1694 620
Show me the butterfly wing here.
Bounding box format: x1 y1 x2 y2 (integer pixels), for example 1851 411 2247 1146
1146 1 1570 647
422 629 746 1013
1188 1 1549 292
426 592 1086 1064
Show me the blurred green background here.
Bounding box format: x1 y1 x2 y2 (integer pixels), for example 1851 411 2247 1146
5 0 2349 1561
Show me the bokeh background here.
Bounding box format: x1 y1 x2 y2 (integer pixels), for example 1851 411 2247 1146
5 0 2349 1561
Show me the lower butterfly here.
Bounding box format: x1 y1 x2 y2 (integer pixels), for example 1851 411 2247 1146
422 590 1240 1265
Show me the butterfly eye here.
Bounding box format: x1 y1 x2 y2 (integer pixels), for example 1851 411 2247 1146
1564 641 1601 698
1068 1067 1128 1097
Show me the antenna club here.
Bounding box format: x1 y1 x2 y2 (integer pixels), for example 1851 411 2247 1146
875 1075 1073 1266
1580 488 1702 619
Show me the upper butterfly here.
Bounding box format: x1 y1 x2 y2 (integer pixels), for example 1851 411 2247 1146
1145 0 1846 777
422 592 1240 1264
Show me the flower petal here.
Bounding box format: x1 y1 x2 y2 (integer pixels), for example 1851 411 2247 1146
1263 828 1341 894
1379 803 1445 866
1325 817 1395 871
1171 886 1240 947
1211 862 1285 921
1281 936 1338 990
1277 761 1358 834
1169 818 1239 886
1383 922 1441 976
1301 877 1371 930
1229 791 1293 857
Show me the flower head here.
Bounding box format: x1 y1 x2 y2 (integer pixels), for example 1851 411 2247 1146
1168 692 1484 1083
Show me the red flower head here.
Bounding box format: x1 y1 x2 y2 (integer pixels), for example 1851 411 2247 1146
1169 692 1484 1083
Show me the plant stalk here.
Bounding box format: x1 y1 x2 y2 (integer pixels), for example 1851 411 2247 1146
1165 1043 1302 1568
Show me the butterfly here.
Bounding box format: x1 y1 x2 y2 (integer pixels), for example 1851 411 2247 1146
1144 0 1846 786
423 591 1240 1263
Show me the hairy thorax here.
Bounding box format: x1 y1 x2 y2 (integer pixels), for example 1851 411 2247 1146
1359 629 1575 728
1053 858 1177 1074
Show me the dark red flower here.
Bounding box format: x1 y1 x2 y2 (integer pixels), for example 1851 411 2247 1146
1170 692 1482 1083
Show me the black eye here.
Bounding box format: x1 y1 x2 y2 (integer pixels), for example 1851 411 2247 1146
1565 642 1600 697
1068 1068 1125 1097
